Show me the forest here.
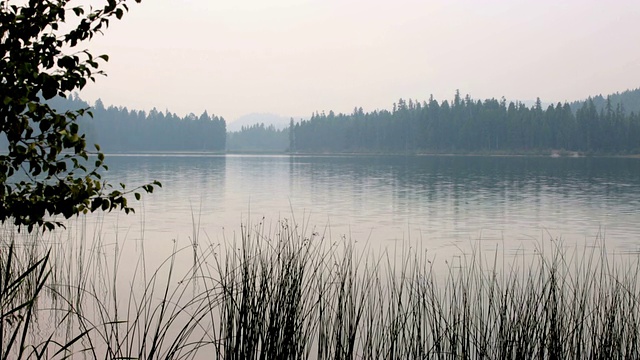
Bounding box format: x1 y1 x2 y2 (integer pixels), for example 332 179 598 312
48 95 227 152
41 88 640 155
226 123 289 152
290 90 640 154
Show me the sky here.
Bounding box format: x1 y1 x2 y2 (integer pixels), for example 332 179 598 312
79 0 640 123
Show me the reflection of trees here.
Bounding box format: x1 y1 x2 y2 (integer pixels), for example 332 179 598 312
287 155 640 215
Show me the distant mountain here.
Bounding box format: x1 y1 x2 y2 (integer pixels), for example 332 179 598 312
569 88 640 115
227 113 294 132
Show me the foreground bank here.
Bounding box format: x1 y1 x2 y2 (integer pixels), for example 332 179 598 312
1 220 639 359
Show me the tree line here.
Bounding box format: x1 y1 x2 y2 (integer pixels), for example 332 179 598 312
46 90 640 155
49 95 226 152
227 123 289 152
290 91 640 154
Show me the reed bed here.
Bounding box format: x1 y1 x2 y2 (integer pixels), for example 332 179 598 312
1 220 639 359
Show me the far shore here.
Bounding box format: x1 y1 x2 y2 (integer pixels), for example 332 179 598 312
285 150 640 158
83 149 640 158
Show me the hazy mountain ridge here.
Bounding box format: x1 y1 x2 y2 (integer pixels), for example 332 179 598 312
569 88 640 115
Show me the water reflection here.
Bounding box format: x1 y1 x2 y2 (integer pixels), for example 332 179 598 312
73 154 640 261
97 154 227 234
286 155 640 254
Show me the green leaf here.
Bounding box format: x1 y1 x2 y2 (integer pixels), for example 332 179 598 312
91 198 102 212
42 75 59 100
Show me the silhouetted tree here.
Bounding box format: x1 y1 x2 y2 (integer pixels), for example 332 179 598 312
0 0 160 232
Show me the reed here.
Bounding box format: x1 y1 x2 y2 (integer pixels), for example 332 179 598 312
1 220 639 359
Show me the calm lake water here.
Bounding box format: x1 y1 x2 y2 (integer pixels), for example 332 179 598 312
9 153 639 359
66 153 640 265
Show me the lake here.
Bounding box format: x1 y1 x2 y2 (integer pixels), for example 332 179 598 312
65 153 640 267
9 153 640 358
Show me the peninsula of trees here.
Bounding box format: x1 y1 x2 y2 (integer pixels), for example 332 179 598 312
49 95 227 152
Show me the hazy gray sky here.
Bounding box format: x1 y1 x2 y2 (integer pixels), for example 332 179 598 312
80 0 640 122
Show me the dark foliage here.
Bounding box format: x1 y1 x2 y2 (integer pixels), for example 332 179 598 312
290 92 640 155
0 0 159 231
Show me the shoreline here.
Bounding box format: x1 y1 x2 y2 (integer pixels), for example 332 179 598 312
286 150 640 158
78 149 640 158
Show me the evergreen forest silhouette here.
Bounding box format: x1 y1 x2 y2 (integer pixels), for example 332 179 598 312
51 88 640 155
